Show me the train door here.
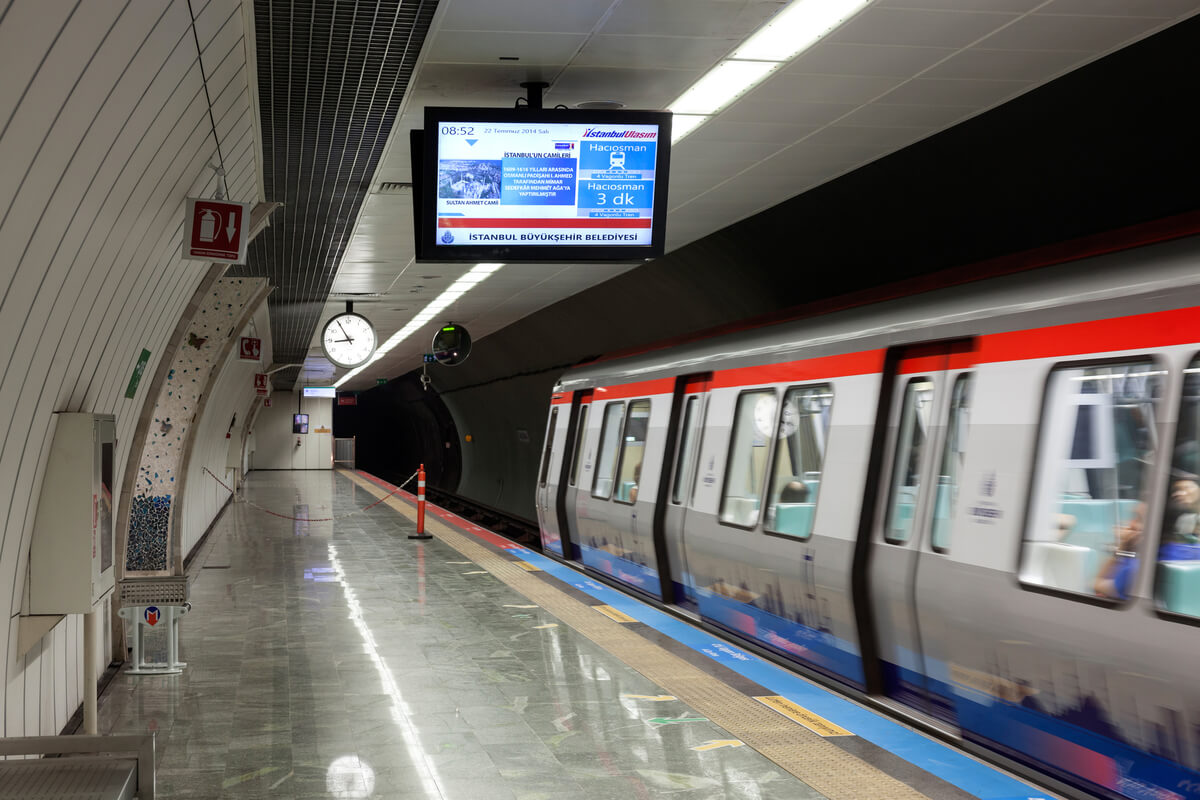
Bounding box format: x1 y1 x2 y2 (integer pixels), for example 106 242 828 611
535 401 568 553
560 390 593 561
866 339 975 722
660 373 711 612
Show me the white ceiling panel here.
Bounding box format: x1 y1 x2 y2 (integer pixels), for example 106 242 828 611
879 77 1031 107
1040 0 1199 15
921 47 1090 81
877 0 1041 11
438 0 617 34
803 124 928 148
598 0 785 38
838 101 972 128
751 72 905 105
697 120 820 144
413 63 551 104
722 97 859 127
322 0 1199 390
978 13 1169 51
426 31 588 65
547 66 700 109
786 43 957 77
830 8 1021 48
574 34 739 70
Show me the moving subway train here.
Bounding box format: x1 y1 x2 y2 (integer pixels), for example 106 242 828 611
534 230 1200 800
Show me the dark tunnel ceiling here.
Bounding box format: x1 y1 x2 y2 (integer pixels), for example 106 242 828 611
227 0 438 389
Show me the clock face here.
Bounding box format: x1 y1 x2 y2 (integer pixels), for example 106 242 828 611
752 393 777 438
321 312 377 369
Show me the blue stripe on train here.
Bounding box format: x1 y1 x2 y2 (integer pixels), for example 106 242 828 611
511 544 1045 800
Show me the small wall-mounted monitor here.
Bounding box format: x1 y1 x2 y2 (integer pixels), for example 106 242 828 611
417 106 672 263
302 386 337 398
293 414 309 434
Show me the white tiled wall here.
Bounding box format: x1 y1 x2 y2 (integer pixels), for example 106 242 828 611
252 393 334 470
0 1 259 737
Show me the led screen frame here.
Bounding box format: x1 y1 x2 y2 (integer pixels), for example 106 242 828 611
418 106 672 263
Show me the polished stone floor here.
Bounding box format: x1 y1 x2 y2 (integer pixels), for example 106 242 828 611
98 471 826 799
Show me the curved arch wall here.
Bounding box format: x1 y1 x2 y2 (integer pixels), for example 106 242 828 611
0 1 260 737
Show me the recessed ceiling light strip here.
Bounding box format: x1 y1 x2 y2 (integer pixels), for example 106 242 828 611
668 0 872 142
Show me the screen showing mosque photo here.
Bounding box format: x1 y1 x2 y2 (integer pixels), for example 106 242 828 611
418 106 672 263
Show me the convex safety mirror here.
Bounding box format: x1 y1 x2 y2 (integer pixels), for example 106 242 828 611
432 323 471 366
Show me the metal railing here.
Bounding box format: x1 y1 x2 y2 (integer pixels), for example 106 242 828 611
334 436 355 469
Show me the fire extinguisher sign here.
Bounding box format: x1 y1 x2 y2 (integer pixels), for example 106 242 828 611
183 198 253 263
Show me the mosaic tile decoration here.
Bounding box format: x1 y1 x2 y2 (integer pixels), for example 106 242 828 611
126 278 267 571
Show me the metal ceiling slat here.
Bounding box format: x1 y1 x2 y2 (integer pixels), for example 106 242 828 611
229 0 435 387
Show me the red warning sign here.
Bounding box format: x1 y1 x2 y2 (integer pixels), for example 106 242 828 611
254 373 269 396
183 198 253 263
240 337 261 360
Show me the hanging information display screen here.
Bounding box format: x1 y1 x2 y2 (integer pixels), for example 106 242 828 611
418 107 672 263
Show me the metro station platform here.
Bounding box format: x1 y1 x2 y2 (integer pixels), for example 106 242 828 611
94 470 1056 800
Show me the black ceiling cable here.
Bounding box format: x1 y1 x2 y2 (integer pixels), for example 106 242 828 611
187 0 230 199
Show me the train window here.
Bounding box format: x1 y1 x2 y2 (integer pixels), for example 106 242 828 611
885 378 935 544
592 401 625 499
719 390 775 528
538 408 558 488
763 385 833 539
1155 356 1200 619
568 405 589 487
1020 361 1162 600
614 400 650 505
672 396 701 505
930 374 972 553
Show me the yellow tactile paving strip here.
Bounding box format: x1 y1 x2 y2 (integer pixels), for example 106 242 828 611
342 469 931 800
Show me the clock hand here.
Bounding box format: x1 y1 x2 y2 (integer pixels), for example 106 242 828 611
337 320 354 343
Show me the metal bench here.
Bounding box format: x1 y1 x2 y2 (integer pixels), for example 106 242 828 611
0 734 155 799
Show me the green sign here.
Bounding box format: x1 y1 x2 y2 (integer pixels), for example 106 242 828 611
125 349 151 398
376 378 387 386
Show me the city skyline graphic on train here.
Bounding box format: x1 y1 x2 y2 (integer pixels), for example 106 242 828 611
438 160 501 200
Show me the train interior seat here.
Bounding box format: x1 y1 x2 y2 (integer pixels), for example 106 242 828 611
1023 541 1099 593
616 481 635 502
773 503 815 537
595 477 612 497
931 483 952 551
891 492 916 540
723 497 760 527
1160 561 1200 616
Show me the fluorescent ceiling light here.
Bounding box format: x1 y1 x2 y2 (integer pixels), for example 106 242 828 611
668 0 872 143
732 0 871 61
671 115 710 143
334 263 506 388
670 60 778 116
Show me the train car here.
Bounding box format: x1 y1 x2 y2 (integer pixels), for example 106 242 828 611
535 228 1200 800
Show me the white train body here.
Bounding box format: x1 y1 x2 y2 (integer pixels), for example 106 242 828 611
536 232 1200 800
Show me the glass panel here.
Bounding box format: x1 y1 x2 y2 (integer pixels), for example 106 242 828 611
614 400 651 504
930 375 972 553
886 379 935 544
1019 362 1162 598
672 397 699 505
1157 357 1200 617
569 405 589 486
719 391 774 527
538 408 558 488
764 385 834 539
592 402 625 499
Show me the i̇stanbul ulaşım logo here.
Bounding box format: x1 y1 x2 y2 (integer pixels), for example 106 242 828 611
441 230 455 244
